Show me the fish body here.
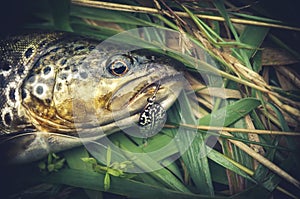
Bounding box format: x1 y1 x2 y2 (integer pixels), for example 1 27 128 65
0 32 183 164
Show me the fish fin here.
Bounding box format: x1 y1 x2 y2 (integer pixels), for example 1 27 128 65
0 132 82 164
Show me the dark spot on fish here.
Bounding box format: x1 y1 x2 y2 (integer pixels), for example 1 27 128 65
49 55 56 61
21 89 27 99
56 83 62 91
72 68 78 73
45 98 51 104
89 45 95 51
1 61 11 71
9 88 16 102
17 65 25 75
43 66 51 75
60 73 68 80
27 74 35 83
40 40 47 47
74 46 85 51
36 86 44 95
60 58 67 66
77 60 83 65
25 47 34 59
64 66 70 71
80 72 88 79
4 112 12 125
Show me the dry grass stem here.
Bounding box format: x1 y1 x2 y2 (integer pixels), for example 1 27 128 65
199 34 300 121
276 66 300 88
196 96 213 110
221 131 300 189
198 87 242 99
71 0 300 31
165 124 300 136
244 115 265 158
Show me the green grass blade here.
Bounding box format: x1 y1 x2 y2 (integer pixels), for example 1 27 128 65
70 5 145 27
207 149 255 183
170 92 214 195
63 147 93 171
199 98 261 127
239 26 269 60
109 133 191 193
42 169 225 199
230 12 283 24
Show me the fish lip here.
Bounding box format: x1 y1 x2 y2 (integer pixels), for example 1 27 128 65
127 72 183 105
109 67 183 107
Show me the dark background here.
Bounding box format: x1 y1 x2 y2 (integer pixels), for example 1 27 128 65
0 0 299 50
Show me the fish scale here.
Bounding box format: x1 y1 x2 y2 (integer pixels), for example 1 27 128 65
0 32 94 133
0 32 184 164
0 33 54 133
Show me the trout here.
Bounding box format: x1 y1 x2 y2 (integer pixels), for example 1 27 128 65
0 32 183 164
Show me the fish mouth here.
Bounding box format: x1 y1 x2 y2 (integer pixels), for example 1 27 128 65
131 73 183 104
73 71 184 133
111 71 184 110
127 79 162 105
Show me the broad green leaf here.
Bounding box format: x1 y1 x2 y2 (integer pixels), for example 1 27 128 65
64 147 93 171
109 133 191 193
199 98 261 126
239 26 269 60
42 169 226 199
207 148 255 183
169 92 214 195
213 0 254 69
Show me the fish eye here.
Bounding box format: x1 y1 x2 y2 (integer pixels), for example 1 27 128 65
108 60 129 77
107 54 135 77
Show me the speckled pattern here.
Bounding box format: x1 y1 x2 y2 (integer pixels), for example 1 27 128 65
0 32 61 133
0 32 98 134
139 101 166 137
0 32 183 163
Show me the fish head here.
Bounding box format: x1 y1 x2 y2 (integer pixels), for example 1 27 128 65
21 42 184 133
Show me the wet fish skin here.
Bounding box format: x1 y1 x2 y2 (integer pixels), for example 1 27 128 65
0 32 183 164
0 32 96 134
